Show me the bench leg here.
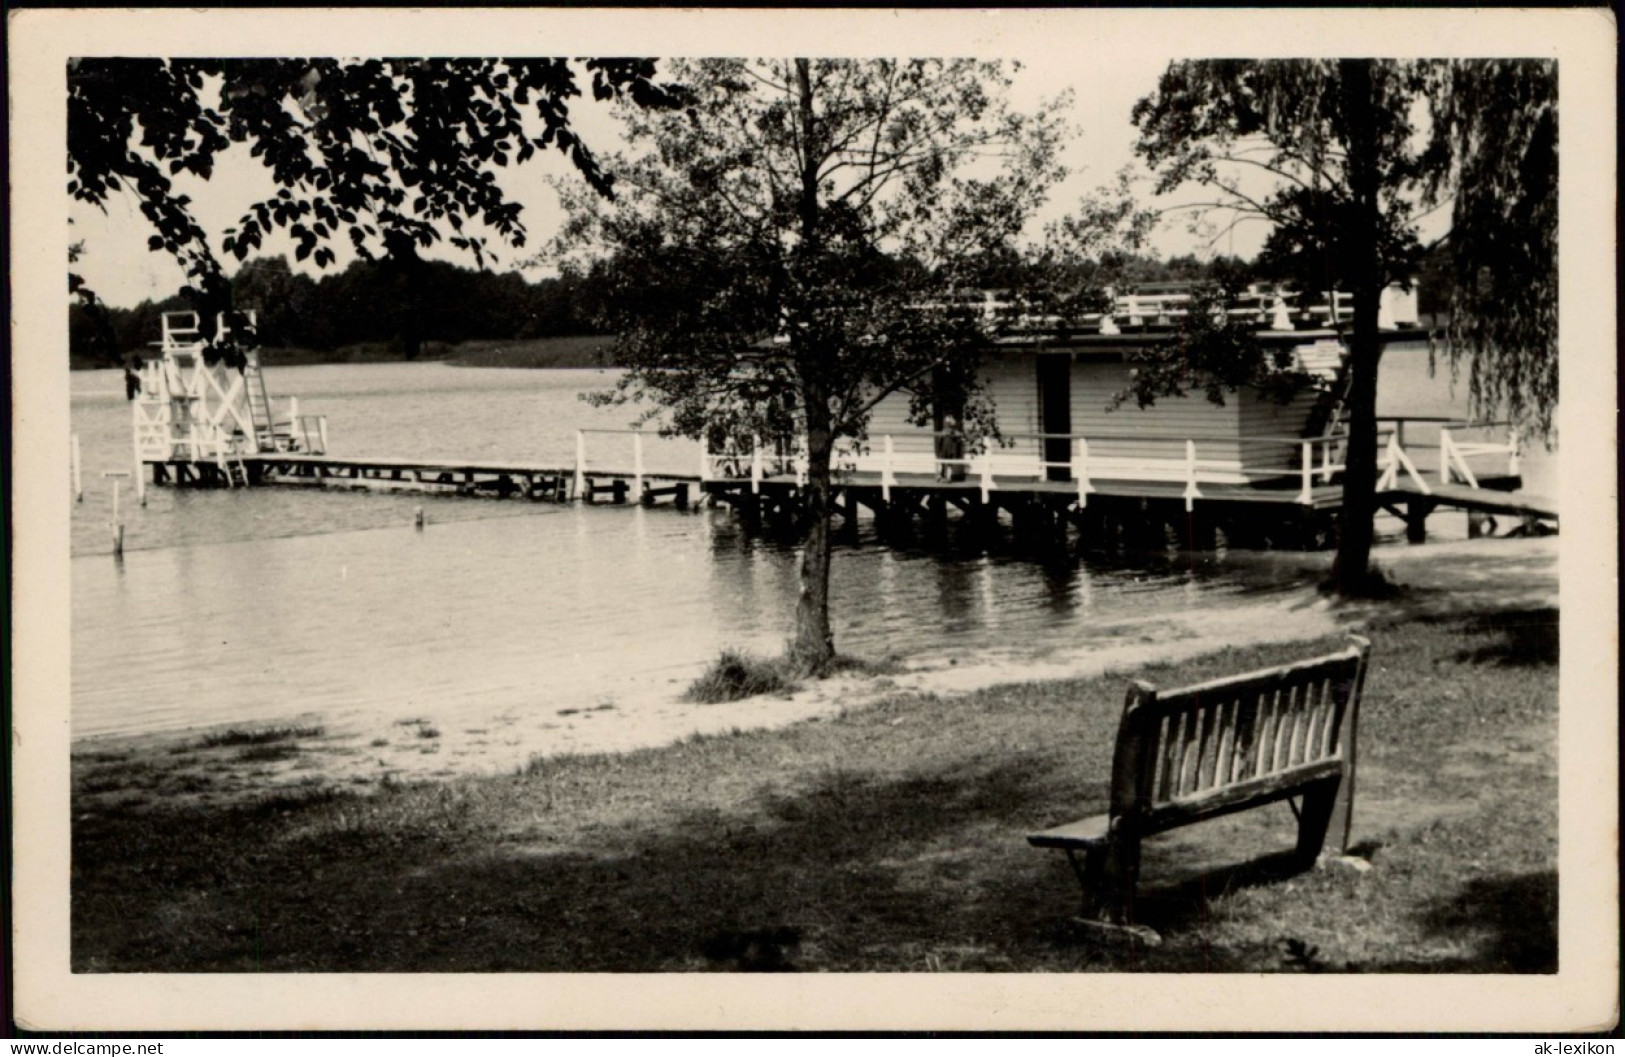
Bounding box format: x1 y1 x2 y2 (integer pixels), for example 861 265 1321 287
1294 779 1342 865
1061 842 1160 946
1063 840 1142 922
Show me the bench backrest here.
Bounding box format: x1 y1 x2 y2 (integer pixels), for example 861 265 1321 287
1110 637 1370 835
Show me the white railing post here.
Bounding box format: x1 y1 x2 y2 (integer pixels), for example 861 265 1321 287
1072 437 1091 508
317 417 329 455
1507 427 1521 477
1299 440 1314 504
573 429 587 500
881 434 895 502
1440 427 1478 489
699 437 711 483
633 430 645 499
979 449 992 504
1384 432 1430 494
750 437 762 495
794 450 807 489
1183 439 1201 512
72 432 83 502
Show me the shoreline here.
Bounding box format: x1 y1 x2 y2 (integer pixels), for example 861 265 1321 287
71 534 1558 815
69 538 1562 973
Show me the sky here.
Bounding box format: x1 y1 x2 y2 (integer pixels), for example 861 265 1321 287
70 52 1252 310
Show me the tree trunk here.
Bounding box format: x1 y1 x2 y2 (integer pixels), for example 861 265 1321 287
786 57 837 672
1330 58 1384 595
791 400 836 672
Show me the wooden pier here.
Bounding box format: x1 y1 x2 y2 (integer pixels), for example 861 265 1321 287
138 432 1554 556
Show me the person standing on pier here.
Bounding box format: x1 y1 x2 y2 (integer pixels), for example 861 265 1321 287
936 414 967 482
123 356 142 400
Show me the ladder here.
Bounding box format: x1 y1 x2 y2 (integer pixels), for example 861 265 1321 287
242 351 277 452
214 447 250 488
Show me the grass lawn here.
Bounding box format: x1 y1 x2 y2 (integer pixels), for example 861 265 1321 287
71 604 1556 973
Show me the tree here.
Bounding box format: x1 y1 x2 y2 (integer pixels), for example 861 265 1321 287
1134 60 1438 595
558 59 1070 670
1133 59 1557 593
68 57 684 343
1422 60 1558 438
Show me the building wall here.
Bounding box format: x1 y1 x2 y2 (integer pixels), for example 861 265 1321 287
861 350 1321 480
862 353 1039 463
982 353 1040 464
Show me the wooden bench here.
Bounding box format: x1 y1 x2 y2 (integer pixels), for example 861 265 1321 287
1028 636 1371 940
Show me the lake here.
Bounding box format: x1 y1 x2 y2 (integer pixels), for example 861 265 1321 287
68 353 1554 770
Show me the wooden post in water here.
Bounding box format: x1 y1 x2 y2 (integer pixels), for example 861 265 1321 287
102 470 130 558
72 433 83 502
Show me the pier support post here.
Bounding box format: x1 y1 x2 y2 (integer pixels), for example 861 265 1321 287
1467 511 1497 539
72 433 84 502
1185 511 1217 553
1405 498 1433 544
574 430 587 501
928 491 948 538
633 431 645 499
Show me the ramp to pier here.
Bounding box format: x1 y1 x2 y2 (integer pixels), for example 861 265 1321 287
1387 481 1558 522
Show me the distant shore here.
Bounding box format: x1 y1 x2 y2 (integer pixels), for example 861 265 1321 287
71 334 617 372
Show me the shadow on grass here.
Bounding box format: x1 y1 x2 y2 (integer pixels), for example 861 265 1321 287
1400 869 1558 973
76 756 1096 972
1453 608 1559 668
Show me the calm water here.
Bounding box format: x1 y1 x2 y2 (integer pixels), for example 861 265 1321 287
69 354 1555 749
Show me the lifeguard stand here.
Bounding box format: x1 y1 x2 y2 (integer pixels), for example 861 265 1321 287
133 310 327 487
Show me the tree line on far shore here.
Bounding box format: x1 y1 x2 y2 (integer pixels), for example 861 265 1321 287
70 247 1363 369
67 254 606 367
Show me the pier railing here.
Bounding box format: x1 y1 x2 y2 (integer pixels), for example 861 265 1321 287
1370 416 1521 490
593 418 1517 509
1437 421 1520 489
